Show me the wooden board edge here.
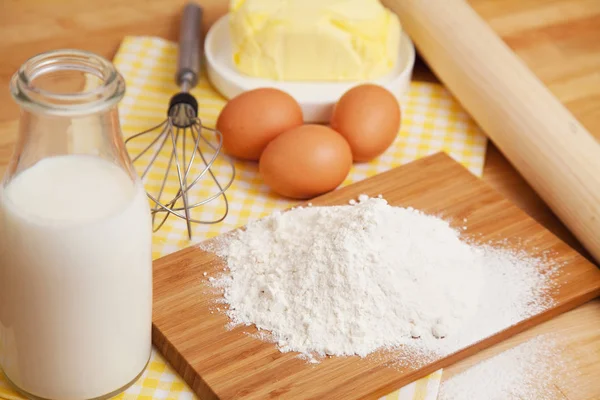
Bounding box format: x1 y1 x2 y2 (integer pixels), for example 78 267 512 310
152 324 219 399
365 287 600 399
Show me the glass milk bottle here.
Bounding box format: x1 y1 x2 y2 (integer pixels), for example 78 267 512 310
0 49 152 400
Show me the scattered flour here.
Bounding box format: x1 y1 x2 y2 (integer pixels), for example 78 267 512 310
203 195 557 364
438 335 577 400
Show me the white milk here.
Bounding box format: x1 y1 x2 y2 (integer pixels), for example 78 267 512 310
0 155 152 400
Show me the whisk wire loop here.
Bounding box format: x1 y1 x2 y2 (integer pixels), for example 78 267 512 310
124 3 234 239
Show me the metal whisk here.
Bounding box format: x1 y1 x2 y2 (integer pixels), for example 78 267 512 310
125 3 235 239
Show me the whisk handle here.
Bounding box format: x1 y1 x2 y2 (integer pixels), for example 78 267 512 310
177 2 202 89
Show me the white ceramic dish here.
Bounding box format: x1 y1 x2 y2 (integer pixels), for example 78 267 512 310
205 15 416 123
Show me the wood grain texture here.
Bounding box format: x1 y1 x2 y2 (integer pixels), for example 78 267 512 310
152 153 600 400
383 0 600 264
441 300 600 399
469 0 600 134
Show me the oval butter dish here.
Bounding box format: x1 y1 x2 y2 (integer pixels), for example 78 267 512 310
205 15 415 123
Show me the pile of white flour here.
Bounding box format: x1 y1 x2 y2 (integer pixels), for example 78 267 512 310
205 195 557 362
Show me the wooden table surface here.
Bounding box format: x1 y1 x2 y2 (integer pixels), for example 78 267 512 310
1 0 598 398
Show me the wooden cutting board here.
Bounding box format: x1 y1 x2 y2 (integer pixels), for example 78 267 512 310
152 152 600 400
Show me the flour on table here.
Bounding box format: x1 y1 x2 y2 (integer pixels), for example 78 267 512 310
439 334 579 400
203 195 557 363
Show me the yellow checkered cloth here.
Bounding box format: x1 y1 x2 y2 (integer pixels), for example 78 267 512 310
0 35 487 400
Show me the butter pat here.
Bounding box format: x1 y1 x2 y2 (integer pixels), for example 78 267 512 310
229 0 401 81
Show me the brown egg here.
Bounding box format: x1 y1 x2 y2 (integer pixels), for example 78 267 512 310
330 84 401 162
259 125 352 199
217 88 303 160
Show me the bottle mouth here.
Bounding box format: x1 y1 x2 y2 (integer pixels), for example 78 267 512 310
10 49 125 116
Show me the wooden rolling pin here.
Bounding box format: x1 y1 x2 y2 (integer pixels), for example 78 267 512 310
383 0 600 263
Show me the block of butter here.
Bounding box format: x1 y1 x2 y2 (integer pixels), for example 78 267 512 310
229 0 401 81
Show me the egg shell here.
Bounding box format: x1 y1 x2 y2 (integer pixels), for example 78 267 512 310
217 88 303 160
259 124 352 199
330 84 401 162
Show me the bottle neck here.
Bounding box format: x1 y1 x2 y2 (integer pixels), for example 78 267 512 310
10 49 125 117
4 50 135 184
